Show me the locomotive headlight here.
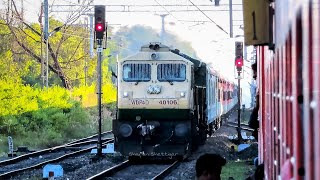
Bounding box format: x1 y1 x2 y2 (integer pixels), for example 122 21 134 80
123 91 129 98
135 116 142 121
150 53 159 60
119 124 133 137
180 92 186 97
175 123 188 137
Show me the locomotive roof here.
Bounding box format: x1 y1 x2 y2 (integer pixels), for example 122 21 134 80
120 43 237 85
140 43 170 52
120 43 190 62
169 48 205 72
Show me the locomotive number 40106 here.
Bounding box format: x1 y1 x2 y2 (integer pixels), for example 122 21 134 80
130 99 178 105
159 99 178 105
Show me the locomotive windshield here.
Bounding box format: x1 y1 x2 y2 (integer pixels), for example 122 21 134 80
123 63 151 82
157 64 186 82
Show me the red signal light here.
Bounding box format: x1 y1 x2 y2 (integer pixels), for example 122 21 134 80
95 23 104 32
235 57 243 67
236 59 243 67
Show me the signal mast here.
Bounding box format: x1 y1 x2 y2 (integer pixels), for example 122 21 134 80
94 5 106 157
234 41 244 143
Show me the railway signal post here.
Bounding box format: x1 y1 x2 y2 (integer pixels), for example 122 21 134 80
235 41 244 143
94 5 106 157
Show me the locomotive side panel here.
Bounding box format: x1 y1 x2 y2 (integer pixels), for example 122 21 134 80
206 72 219 124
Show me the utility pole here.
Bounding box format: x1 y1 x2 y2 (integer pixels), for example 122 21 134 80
44 0 49 88
39 2 44 88
89 14 94 58
159 14 168 41
229 0 233 38
20 0 24 21
84 16 88 86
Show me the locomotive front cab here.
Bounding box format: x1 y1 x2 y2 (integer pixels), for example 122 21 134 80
113 44 195 157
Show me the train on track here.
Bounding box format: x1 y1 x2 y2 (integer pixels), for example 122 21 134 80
112 43 238 158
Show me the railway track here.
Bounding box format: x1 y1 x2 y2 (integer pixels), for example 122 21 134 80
0 131 114 179
0 131 112 166
0 140 114 179
87 159 182 180
226 121 254 132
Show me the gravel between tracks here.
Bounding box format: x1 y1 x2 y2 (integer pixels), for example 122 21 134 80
0 151 68 174
104 164 170 180
8 153 126 180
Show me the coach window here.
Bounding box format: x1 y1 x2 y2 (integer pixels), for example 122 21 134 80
157 64 186 82
123 64 151 82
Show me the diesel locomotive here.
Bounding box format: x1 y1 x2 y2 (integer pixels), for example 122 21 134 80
112 43 238 158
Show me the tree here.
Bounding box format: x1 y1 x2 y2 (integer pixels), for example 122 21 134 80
2 0 104 89
0 18 24 83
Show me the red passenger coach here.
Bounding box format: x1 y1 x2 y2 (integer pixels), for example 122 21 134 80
243 1 319 179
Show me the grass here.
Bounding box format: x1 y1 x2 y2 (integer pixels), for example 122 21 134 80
221 160 255 180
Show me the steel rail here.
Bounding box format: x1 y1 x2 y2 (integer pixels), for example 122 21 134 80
65 130 112 145
0 139 114 179
227 121 250 128
86 160 130 180
151 160 181 180
0 131 112 166
226 123 254 132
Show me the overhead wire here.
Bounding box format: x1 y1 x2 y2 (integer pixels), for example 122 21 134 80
10 0 41 20
51 0 92 27
187 0 228 35
153 0 180 21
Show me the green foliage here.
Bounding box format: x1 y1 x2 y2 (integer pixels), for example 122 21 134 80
0 20 23 83
0 79 117 153
0 80 73 117
0 81 97 151
0 80 38 117
0 17 118 88
72 83 116 107
221 161 255 180
0 18 119 154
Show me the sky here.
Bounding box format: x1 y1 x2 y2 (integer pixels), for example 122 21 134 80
1 0 255 107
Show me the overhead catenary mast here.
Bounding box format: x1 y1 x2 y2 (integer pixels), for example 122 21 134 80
159 14 168 41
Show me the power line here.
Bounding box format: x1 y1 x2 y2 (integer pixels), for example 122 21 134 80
49 4 243 13
50 4 243 8
179 19 242 23
153 0 179 21
51 9 242 13
187 0 228 35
